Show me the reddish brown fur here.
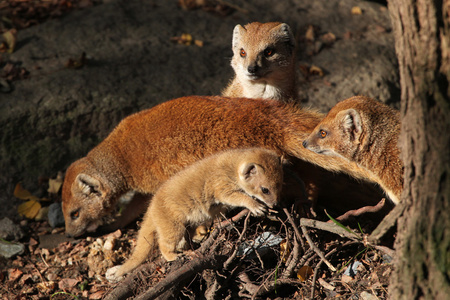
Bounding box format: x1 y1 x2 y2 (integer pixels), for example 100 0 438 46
62 96 379 237
303 96 402 204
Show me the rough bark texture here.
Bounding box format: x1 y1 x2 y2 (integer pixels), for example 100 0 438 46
388 0 450 299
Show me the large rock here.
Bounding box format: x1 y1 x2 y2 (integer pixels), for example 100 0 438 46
0 0 398 218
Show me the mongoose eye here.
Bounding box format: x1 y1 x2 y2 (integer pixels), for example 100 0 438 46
71 210 80 220
261 187 270 195
319 130 327 138
264 47 274 57
240 49 246 57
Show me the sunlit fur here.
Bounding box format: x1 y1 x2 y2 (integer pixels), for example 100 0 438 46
62 95 379 237
105 148 283 282
303 96 402 204
222 22 298 101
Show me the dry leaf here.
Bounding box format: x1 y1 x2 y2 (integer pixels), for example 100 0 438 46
321 32 336 45
65 52 87 69
48 172 63 194
8 268 23 282
194 39 204 47
36 281 57 293
305 25 315 42
280 239 291 263
0 29 17 53
351 6 363 15
341 274 354 283
297 265 313 281
89 290 106 299
14 183 40 201
310 65 324 76
58 278 80 290
17 200 41 219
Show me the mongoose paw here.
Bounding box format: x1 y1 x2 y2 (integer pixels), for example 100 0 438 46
249 200 268 217
161 250 179 262
105 265 124 283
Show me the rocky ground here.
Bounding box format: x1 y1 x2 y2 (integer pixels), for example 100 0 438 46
0 0 399 299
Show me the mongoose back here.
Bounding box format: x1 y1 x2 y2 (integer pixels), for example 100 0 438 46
62 96 379 238
222 22 298 101
303 96 402 204
105 148 283 282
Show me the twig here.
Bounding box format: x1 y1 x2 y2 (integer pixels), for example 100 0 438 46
333 198 387 222
105 264 154 300
310 246 339 300
223 212 251 270
301 218 396 258
368 200 406 244
134 254 226 300
198 209 249 254
281 232 300 279
310 259 324 300
300 218 360 241
300 224 336 272
283 207 306 250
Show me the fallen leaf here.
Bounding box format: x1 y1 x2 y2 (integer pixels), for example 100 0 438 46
318 278 335 290
48 172 63 194
171 33 203 47
58 278 80 290
321 32 336 45
310 65 324 76
280 239 291 263
65 52 87 69
37 281 57 293
8 268 23 282
0 29 17 53
305 25 315 42
351 6 363 15
194 39 204 47
14 183 40 201
297 265 313 281
17 200 41 219
89 290 106 299
341 274 353 283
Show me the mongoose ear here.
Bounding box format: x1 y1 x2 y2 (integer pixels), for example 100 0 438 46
339 109 362 140
76 173 103 197
274 23 295 48
239 163 259 181
232 24 245 50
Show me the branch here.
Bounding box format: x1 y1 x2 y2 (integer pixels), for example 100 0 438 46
333 198 387 222
300 224 336 272
134 254 226 300
368 200 406 244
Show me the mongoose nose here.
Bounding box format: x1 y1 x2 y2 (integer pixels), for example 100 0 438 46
247 65 258 74
302 140 308 148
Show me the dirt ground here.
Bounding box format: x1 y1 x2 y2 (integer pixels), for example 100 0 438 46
0 0 399 299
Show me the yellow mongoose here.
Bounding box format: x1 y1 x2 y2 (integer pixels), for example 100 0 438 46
105 148 283 282
62 96 379 238
303 96 403 204
222 22 298 101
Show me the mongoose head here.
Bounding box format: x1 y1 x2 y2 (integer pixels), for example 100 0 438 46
230 22 296 83
62 158 115 237
237 151 284 209
302 104 364 160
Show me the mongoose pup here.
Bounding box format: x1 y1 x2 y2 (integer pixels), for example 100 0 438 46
62 96 379 238
105 148 283 282
303 96 402 204
222 22 298 101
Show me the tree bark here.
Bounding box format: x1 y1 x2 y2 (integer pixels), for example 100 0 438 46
388 0 450 299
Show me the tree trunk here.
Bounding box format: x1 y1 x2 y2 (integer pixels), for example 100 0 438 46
388 0 450 299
